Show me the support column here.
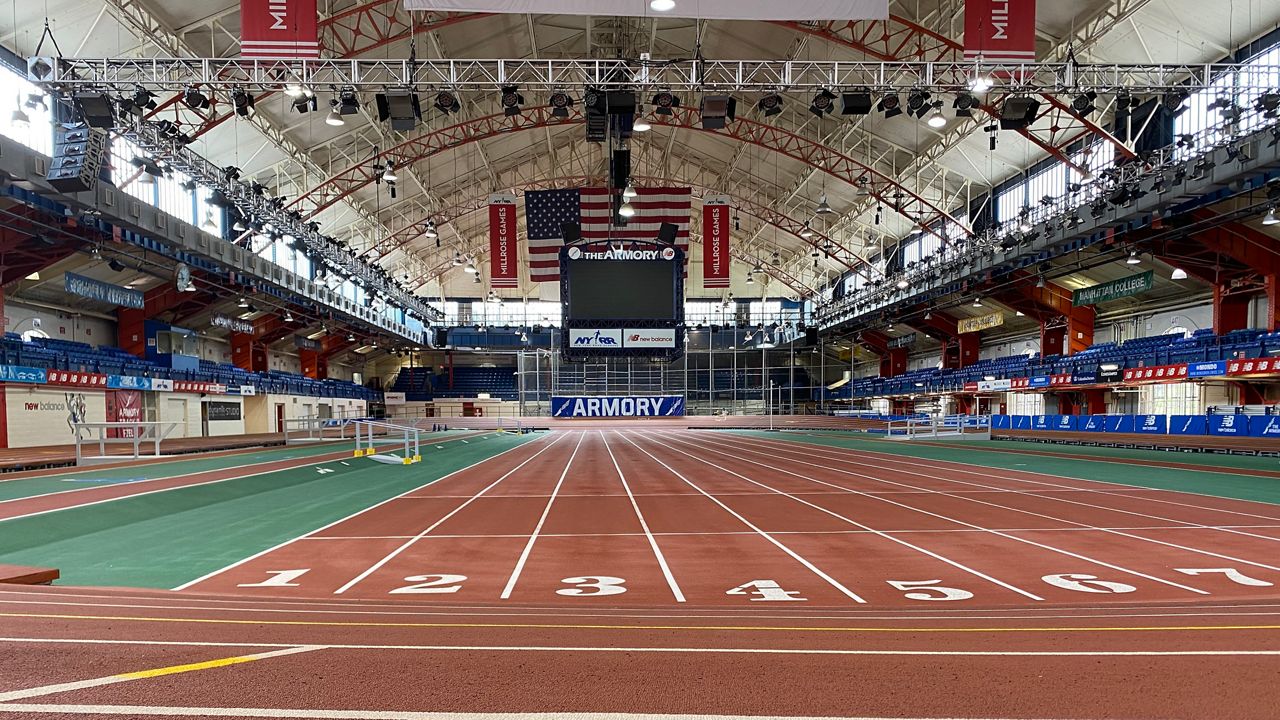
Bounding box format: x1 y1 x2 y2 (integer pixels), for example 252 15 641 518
957 333 980 368
116 308 146 358
1066 306 1095 355
231 332 267 372
1267 274 1279 333
880 347 908 378
1214 284 1251 335
1041 324 1066 357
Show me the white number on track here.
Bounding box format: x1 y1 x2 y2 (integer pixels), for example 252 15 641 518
886 579 974 601
237 569 310 588
726 580 807 602
558 576 627 597
390 574 468 594
1041 573 1137 594
1174 568 1274 587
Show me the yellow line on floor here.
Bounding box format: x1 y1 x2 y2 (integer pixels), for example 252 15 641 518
2 611 1279 634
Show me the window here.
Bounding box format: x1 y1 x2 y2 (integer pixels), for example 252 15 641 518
1175 42 1280 158
0 70 53 155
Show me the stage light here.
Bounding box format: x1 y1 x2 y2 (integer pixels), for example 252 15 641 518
952 93 979 118
1126 250 1141 265
799 221 814 238
182 86 210 110
1171 268 1188 280
131 88 157 112
24 94 46 111
973 297 983 307
840 91 873 116
1263 208 1279 226
326 102 345 126
108 259 128 273
548 91 574 118
632 114 651 132
906 89 931 118
1163 91 1189 118
652 91 680 116
878 94 902 118
232 89 255 118
699 94 736 129
1255 93 1280 119
756 94 783 117
814 194 836 215
926 110 946 128
1071 91 1097 117
284 84 312 98
336 90 360 115
622 184 638 199
10 107 29 128
433 90 461 115
896 278 909 290
500 85 525 116
291 94 317 114
968 75 993 92
650 0 676 10
808 89 836 117
618 200 636 217
1000 96 1040 130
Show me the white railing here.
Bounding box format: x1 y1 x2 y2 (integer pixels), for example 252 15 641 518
886 414 991 440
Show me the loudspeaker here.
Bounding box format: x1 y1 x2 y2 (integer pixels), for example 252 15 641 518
47 122 107 194
73 92 115 129
805 327 819 346
606 91 636 115
562 222 581 243
840 92 873 115
656 222 678 245
610 149 631 190
376 91 420 131
999 97 1041 130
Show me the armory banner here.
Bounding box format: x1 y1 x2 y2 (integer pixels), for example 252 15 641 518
241 0 320 59
489 194 519 288
552 395 686 418
964 0 1036 62
702 196 731 289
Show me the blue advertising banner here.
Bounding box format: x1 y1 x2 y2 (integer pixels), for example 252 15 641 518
0 365 48 384
1072 369 1099 385
1012 415 1032 430
1028 376 1051 388
1187 361 1228 379
1135 415 1168 434
106 375 151 390
1209 414 1250 436
1032 415 1051 430
552 395 685 418
1053 415 1078 431
1081 415 1106 432
1252 416 1280 437
992 415 1011 429
1169 415 1208 435
1104 415 1134 433
64 272 145 309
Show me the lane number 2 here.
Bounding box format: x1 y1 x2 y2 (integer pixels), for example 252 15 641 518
390 574 468 594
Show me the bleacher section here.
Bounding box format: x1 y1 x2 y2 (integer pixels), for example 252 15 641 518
393 366 519 401
849 329 1280 398
1 335 376 400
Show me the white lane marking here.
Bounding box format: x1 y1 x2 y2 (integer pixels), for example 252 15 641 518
667 432 1209 595
3 454 352 526
696 434 1280 574
0 705 1173 719
643 433 1043 602
613 431 867 603
499 432 587 599
174 434 543 592
0 646 320 702
599 430 685 603
0 637 1277 658
333 432 572 595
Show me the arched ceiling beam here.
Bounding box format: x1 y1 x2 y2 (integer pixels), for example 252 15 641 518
290 107 965 246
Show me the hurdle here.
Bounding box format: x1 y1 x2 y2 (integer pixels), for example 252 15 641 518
283 417 354 445
72 421 180 466
351 419 422 464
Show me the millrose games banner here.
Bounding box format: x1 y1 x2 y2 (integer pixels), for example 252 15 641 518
1073 271 1154 307
64 272 144 309
957 312 1004 334
964 0 1036 62
552 395 686 418
489 194 519 288
702 196 731 289
240 0 320 58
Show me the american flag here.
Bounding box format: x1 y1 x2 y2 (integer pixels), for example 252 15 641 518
525 187 691 282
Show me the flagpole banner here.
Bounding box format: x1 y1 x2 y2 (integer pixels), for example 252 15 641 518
404 1 888 20
489 193 519 288
241 0 320 59
526 187 691 283
963 0 1036 62
702 195 731 289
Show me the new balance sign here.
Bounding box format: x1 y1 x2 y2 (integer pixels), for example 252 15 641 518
623 328 676 348
552 395 685 418
570 329 622 347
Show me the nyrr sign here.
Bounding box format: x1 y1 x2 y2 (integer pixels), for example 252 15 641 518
551 395 686 418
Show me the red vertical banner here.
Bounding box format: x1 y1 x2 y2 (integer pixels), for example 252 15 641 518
106 390 143 439
241 0 320 59
489 194 519 289
963 0 1036 62
702 196 731 289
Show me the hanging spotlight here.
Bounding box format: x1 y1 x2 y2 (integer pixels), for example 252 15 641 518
1071 91 1098 117
238 297 250 308
1126 250 1141 265
650 0 676 10
906 89 932 118
325 100 345 126
968 75 993 92
952 93 979 118
1036 275 1046 288
1171 267 1189 280
347 333 356 342
926 109 947 128
972 297 983 307
452 252 463 266
618 200 637 217
202 209 218 231
548 91 575 118
291 93 318 113
10 106 29 128
423 220 438 238
746 273 755 285
632 112 652 132
182 86 210 110
464 260 478 274
808 89 837 117
799 221 814 238
756 93 783 117
877 94 902 118
284 310 295 322
651 91 680 116
285 84 312 98
433 91 461 115
499 85 525 116
232 89 256 118
1256 93 1280 119
814 194 836 215
622 184 638 199
382 161 398 183
1262 208 1278 226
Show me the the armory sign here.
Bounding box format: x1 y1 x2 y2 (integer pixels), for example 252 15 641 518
552 395 686 417
567 246 677 261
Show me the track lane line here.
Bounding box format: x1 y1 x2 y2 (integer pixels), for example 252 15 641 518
0 645 321 702
173 433 539 592
599 430 686 603
639 432 1043 601
614 431 867 604
657 432 1209 596
499 432 587 599
695 433 1280 574
332 431 573 595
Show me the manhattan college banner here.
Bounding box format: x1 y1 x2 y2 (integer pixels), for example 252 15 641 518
963 0 1036 62
702 196 731 289
488 194 518 288
241 0 320 59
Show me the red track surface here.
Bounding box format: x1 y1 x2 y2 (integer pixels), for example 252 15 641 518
3 429 1280 719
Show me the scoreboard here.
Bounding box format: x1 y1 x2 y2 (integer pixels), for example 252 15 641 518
560 242 685 360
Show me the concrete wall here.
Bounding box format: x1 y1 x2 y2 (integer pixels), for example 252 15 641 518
3 301 116 346
3 385 107 448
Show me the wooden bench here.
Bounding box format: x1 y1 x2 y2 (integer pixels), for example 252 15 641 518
992 429 1280 456
0 564 59 585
